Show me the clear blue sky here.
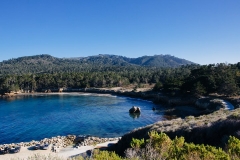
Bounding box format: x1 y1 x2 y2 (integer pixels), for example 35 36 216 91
0 0 239 65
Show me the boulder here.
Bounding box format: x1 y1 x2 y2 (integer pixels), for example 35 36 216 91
129 106 141 113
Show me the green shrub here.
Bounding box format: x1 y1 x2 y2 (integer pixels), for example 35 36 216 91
226 136 240 160
148 131 172 158
92 149 123 160
181 143 229 160
168 136 185 158
130 138 145 149
127 131 230 160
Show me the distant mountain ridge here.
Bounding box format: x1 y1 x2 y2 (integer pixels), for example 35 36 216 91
0 54 196 75
127 55 194 67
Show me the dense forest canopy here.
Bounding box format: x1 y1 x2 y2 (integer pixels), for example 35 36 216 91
0 54 239 96
0 65 194 93
0 54 195 75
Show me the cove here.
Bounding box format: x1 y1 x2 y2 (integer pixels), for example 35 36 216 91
0 93 163 144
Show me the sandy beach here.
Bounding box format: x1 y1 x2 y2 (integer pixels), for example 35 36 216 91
0 140 118 160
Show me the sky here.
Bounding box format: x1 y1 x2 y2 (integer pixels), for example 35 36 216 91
0 0 240 65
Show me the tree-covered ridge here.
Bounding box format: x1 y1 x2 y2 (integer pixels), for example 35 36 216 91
0 54 196 75
128 54 194 67
1 62 240 96
0 53 240 96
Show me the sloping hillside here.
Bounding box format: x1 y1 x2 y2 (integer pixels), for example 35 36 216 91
0 54 196 75
112 108 240 155
128 55 194 67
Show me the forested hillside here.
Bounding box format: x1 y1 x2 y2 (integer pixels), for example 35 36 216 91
0 65 195 94
0 54 239 97
128 55 194 67
0 62 240 96
0 54 195 75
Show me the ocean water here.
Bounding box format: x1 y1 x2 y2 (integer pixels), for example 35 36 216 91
0 93 163 144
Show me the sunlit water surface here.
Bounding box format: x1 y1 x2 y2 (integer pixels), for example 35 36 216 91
0 93 164 144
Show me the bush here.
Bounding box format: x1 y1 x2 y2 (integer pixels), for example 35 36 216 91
125 131 230 160
226 136 240 160
130 138 145 149
92 149 123 160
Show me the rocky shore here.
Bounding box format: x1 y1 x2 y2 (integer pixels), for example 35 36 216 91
0 135 120 153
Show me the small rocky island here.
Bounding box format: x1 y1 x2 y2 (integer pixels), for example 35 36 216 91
129 106 141 113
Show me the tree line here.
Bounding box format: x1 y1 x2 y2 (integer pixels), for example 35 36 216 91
0 65 193 93
154 62 240 96
0 63 240 96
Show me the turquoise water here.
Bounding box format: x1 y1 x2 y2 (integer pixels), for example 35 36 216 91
0 93 163 144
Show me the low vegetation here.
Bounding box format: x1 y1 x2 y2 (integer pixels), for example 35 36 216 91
112 108 240 156
124 131 233 160
74 130 240 160
13 131 240 159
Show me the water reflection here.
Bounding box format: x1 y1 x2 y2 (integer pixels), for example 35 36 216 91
129 113 141 119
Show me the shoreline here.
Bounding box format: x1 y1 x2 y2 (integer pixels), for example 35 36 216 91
0 135 120 159
0 87 233 106
0 139 119 160
3 87 236 112
1 88 238 159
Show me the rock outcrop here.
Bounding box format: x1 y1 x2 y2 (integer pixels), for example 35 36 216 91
129 106 141 113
